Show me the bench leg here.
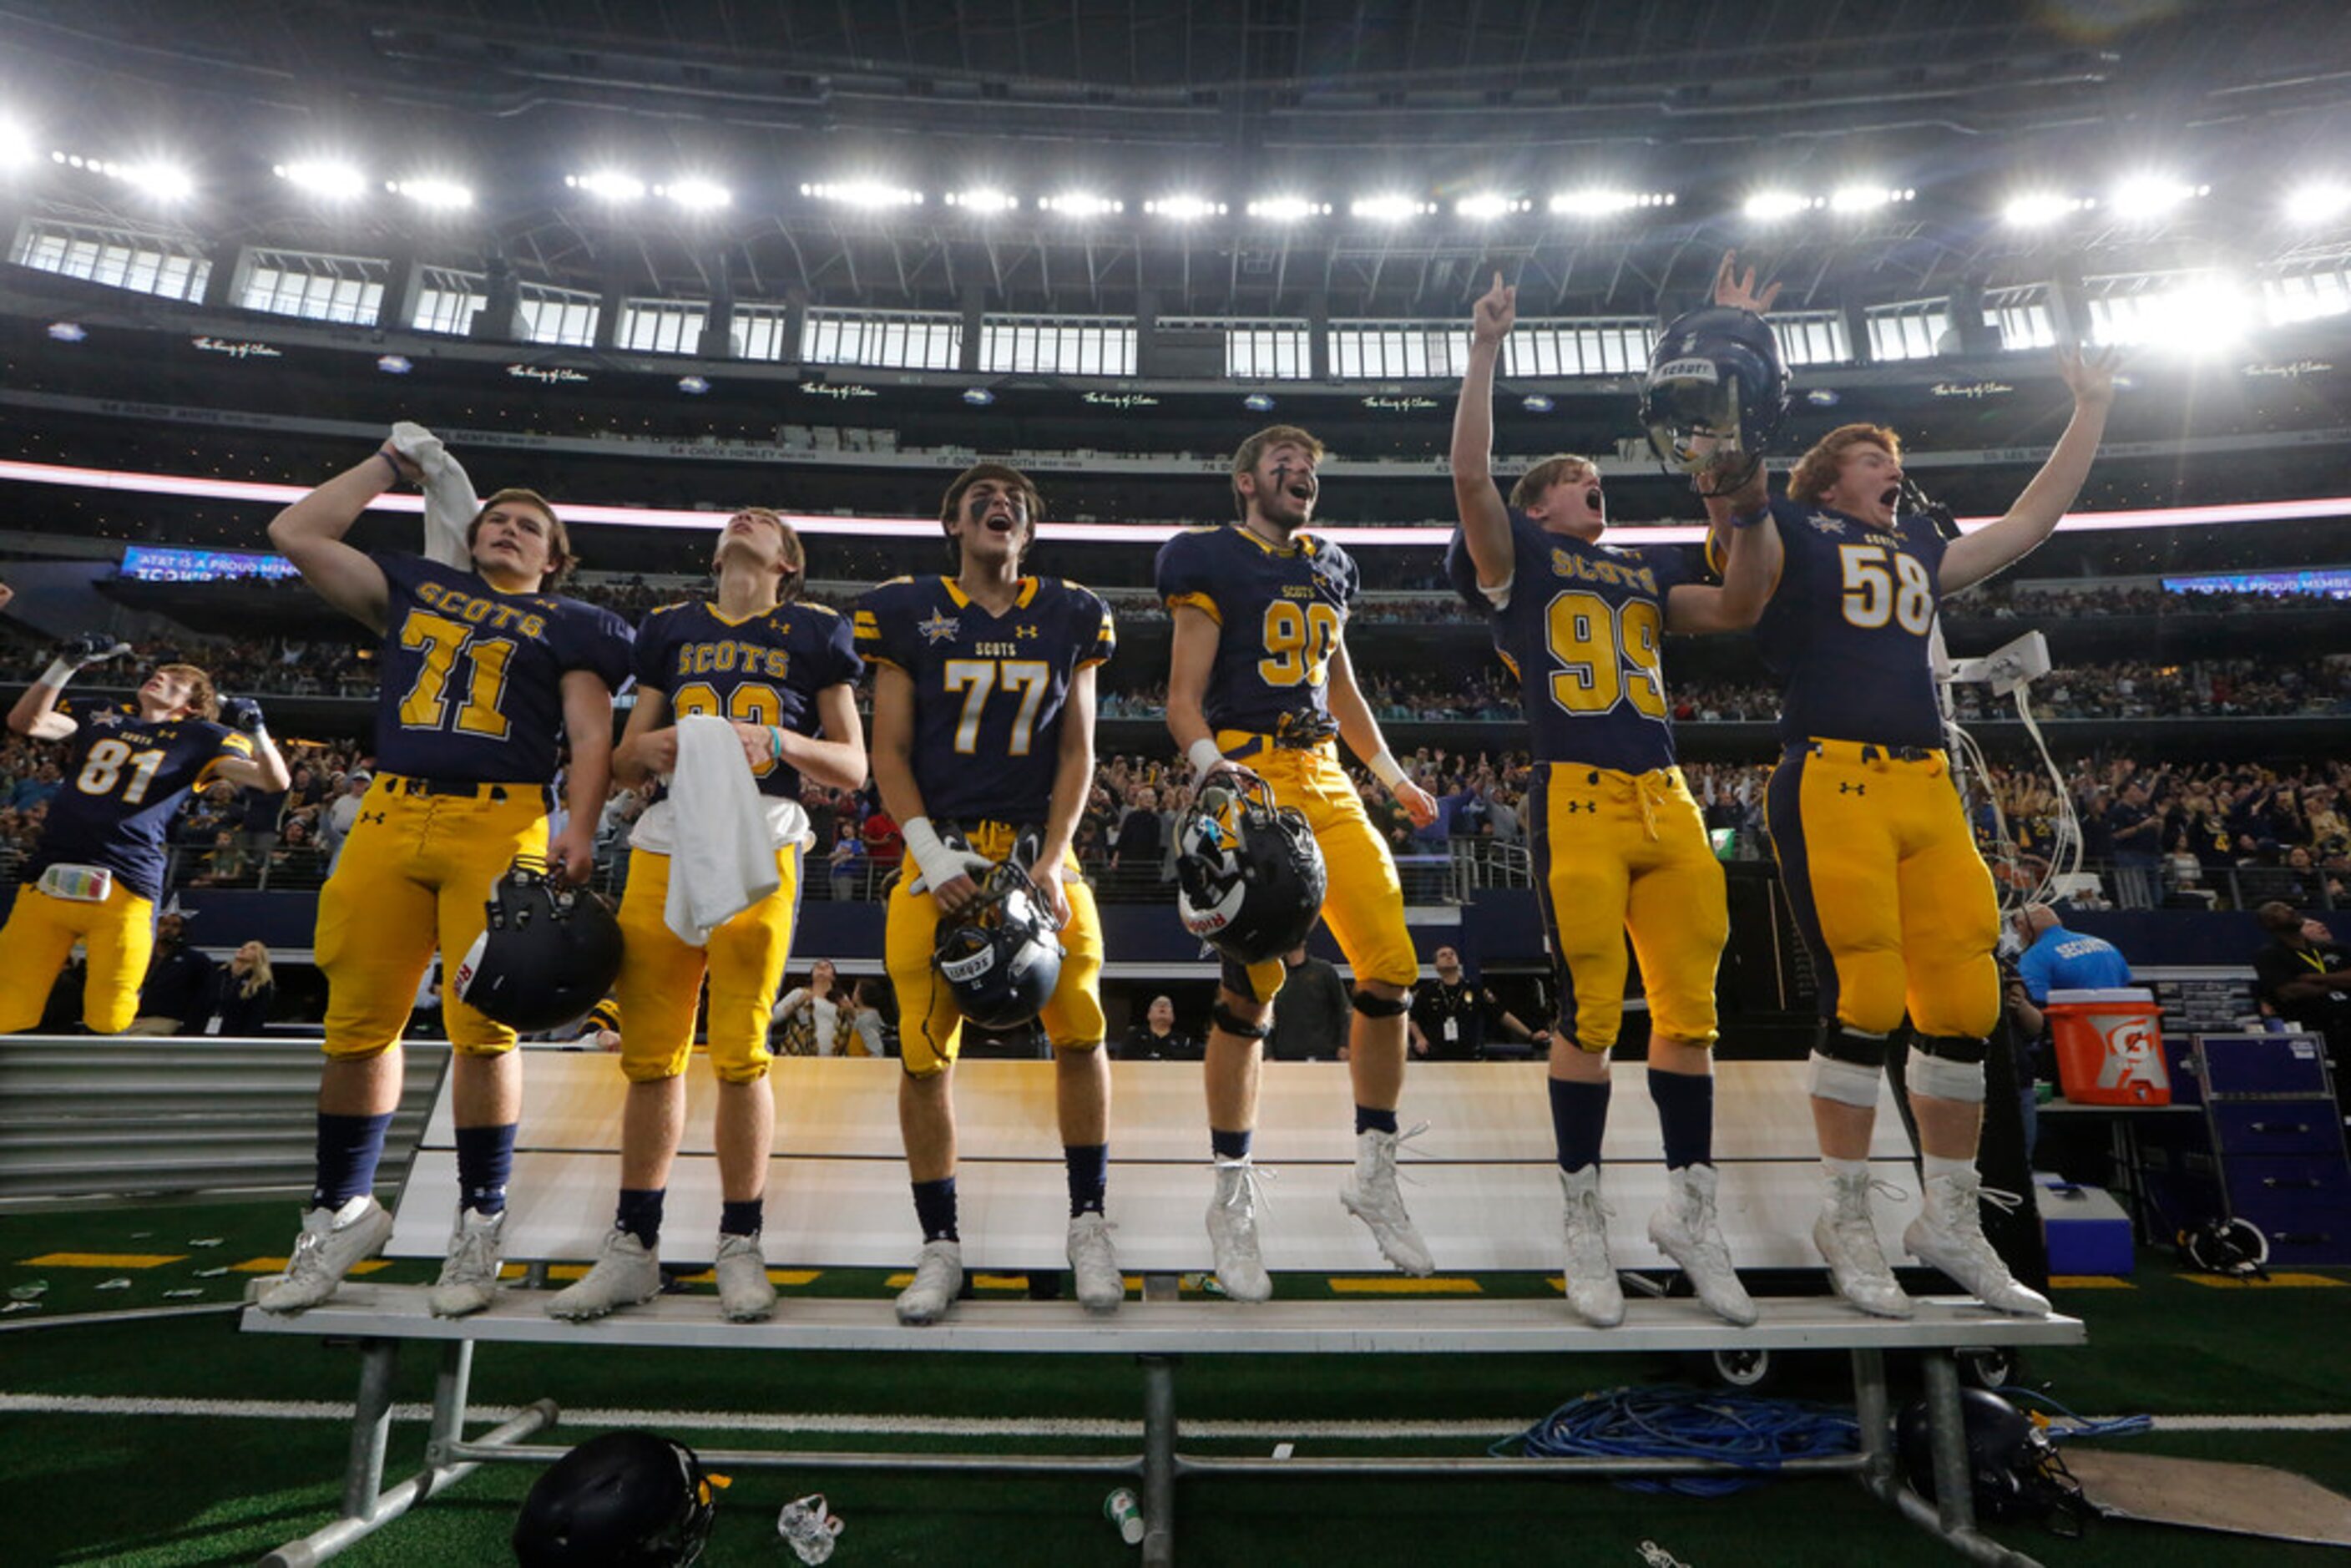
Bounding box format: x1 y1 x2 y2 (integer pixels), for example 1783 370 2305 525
424 1339 474 1469
341 1338 399 1520
1851 1345 1894 1488
1139 1354 1178 1568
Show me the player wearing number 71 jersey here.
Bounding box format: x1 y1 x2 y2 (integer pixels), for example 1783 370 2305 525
257 443 633 1318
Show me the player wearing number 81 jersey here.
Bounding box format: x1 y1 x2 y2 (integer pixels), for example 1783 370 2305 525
257 443 632 1319
1156 425 1442 1299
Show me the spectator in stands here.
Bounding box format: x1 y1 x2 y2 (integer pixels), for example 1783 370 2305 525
126 912 216 1036
2010 904 2134 1003
2106 781 2163 908
212 940 276 1035
1266 946 1351 1062
772 960 856 1056
1408 945 1546 1061
11 760 61 811
827 819 864 902
847 976 893 1059
1109 784 1168 882
1118 995 1201 1061
319 771 370 865
858 797 902 878
2252 903 2351 1100
268 817 325 885
185 827 251 888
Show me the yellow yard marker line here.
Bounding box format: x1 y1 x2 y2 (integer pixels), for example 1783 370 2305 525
2047 1275 2137 1289
2179 1271 2345 1289
660 1268 823 1287
23 1252 189 1269
230 1257 391 1276
1330 1277 1483 1294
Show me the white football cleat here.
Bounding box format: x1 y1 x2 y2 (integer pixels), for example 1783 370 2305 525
715 1231 778 1323
1206 1158 1273 1303
1339 1127 1434 1276
1815 1170 1914 1319
1648 1164 1757 1327
427 1207 508 1318
895 1238 963 1326
1066 1211 1123 1314
1558 1166 1625 1327
1906 1170 2051 1316
545 1229 664 1322
254 1196 392 1314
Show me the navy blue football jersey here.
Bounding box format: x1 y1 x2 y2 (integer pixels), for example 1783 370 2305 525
1446 510 1699 772
1153 524 1358 735
853 575 1115 824
633 599 862 800
29 698 252 902
1752 499 1950 748
369 552 634 784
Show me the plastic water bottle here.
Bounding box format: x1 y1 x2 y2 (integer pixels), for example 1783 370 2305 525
777 1494 844 1565
1104 1486 1145 1545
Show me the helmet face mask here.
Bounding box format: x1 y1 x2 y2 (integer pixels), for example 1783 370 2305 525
455 857 625 1034
1176 780 1327 965
512 1430 716 1567
933 860 1066 1029
1641 305 1791 483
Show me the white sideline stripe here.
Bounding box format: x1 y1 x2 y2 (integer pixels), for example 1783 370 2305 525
3 1393 2347 1438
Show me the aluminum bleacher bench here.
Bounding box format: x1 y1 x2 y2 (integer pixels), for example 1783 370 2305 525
244 1053 2083 1568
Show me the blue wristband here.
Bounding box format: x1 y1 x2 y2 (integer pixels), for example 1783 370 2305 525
378 448 403 484
768 726 784 764
1729 505 1771 530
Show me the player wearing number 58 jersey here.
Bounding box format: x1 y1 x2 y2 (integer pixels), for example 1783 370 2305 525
1754 345 2119 1322
2 651 289 1034
857 463 1122 1325
1157 426 1442 1300
1449 261 1777 1329
258 443 632 1319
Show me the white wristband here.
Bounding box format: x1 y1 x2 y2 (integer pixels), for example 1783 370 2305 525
1187 738 1227 778
38 660 78 690
1366 748 1409 790
899 816 968 892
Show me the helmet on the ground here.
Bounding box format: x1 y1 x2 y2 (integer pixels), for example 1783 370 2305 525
1895 1387 2079 1524
456 857 624 1033
1176 780 1327 964
1640 305 1791 477
511 1430 716 1567
933 860 1065 1029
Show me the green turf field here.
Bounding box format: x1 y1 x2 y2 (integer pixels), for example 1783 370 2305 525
3 1198 2346 1565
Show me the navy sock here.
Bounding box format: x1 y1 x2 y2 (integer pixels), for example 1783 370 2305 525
311 1111 396 1209
454 1124 517 1216
1211 1127 1253 1162
1064 1144 1109 1216
913 1176 959 1242
1547 1075 1612 1172
615 1187 665 1248
720 1198 764 1237
1354 1104 1400 1136
1648 1069 1716 1171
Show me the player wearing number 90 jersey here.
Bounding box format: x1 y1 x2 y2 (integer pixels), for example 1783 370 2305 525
258 446 632 1321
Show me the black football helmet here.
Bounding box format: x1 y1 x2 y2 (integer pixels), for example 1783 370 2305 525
933 860 1066 1029
456 857 625 1033
1896 1387 2082 1526
1176 780 1327 965
1640 305 1792 488
512 1430 716 1567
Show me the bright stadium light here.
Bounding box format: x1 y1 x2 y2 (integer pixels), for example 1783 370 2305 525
0 119 34 169
802 180 923 209
1246 195 1329 221
945 188 1019 214
1455 193 1529 220
1350 193 1433 221
1548 188 1673 216
1829 185 1915 214
1039 192 1123 217
387 175 474 210
274 160 367 200
119 160 195 201
567 170 647 202
2282 180 2350 224
657 177 732 211
2110 175 2208 219
1742 190 1818 222
2002 191 2090 227
1145 194 1225 220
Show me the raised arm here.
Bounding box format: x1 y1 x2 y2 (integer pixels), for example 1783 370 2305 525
1939 346 2121 594
266 449 414 634
1451 271 1517 592
1666 458 1782 634
7 634 129 741
212 699 294 792
1327 640 1437 827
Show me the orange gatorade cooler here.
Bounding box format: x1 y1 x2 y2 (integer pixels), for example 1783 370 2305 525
2045 988 2170 1105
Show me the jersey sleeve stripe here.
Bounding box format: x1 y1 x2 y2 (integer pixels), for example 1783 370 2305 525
1165 591 1221 624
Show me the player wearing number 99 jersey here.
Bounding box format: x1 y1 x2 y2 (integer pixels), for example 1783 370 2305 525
1157 425 1443 1299
258 443 633 1319
1757 341 2117 1321
856 463 1123 1324
1 655 289 1034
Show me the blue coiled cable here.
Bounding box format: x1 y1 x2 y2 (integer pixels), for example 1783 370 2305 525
1994 1385 2155 1442
1492 1385 1861 1496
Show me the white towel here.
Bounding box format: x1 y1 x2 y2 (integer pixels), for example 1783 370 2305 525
388 421 479 570
661 715 781 945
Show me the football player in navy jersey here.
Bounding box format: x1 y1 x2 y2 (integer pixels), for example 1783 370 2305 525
1156 426 1441 1299
549 508 866 1324
258 443 633 1318
1450 260 1779 1327
2 645 289 1034
1747 344 2119 1318
855 463 1122 1324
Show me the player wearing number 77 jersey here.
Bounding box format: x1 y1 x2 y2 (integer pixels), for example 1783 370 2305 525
1156 426 1442 1300
257 443 632 1318
1752 343 2120 1321
1449 258 1780 1328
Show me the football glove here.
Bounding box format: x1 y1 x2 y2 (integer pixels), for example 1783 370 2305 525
219 696 267 734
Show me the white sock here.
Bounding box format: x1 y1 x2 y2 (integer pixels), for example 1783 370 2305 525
1921 1153 1974 1184
1822 1156 1868 1184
